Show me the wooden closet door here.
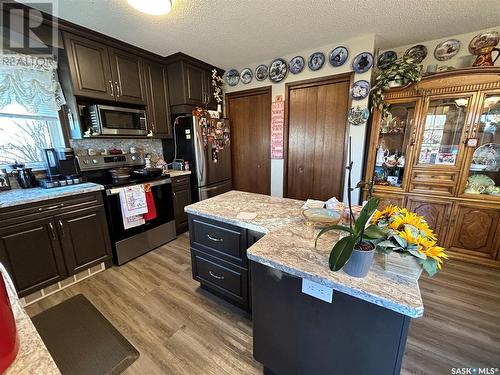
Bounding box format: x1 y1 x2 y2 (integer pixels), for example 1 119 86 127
227 88 271 195
286 76 351 201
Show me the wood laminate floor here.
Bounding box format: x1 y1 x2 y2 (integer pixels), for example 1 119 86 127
26 233 500 375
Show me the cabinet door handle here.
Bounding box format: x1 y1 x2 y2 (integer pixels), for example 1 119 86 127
109 80 114 97
209 270 225 280
115 82 120 97
207 234 223 242
48 222 57 240
58 220 65 237
172 191 176 198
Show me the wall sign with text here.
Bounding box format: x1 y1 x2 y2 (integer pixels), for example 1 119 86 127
271 100 285 159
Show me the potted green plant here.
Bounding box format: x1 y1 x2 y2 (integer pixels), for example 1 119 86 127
315 197 386 277
371 56 422 118
315 140 385 277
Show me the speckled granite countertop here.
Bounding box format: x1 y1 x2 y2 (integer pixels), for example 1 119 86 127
0 183 104 209
1 264 60 374
165 169 192 178
185 191 424 318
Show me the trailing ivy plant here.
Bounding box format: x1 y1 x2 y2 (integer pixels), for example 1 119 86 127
371 56 422 118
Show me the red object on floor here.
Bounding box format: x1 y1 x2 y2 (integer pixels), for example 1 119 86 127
0 271 19 373
143 190 157 221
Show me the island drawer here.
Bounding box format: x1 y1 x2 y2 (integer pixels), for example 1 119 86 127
189 215 248 267
191 248 249 310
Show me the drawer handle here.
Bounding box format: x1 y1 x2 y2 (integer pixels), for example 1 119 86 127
209 270 225 280
207 234 223 242
38 203 64 212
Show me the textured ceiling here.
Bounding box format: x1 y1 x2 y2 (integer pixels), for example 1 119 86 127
23 0 500 69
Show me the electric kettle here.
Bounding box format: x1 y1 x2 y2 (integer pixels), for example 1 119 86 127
0 270 19 373
11 162 37 189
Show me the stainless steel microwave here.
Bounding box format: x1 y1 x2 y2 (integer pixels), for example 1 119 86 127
86 104 147 136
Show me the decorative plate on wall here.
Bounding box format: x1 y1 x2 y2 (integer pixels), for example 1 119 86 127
289 56 305 74
469 31 499 54
350 80 370 100
329 46 349 67
377 50 397 69
434 39 460 61
269 58 288 83
240 68 253 84
352 52 373 73
308 52 325 71
347 106 370 126
225 69 240 86
255 64 268 81
404 44 428 63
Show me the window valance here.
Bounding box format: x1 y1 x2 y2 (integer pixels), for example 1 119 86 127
0 54 66 115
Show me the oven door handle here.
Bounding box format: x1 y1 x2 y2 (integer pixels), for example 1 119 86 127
106 178 172 195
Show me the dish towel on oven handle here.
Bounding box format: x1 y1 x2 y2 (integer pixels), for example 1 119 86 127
143 185 157 221
119 185 148 229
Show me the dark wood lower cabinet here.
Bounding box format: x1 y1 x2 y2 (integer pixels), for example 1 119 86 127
172 175 192 234
0 217 67 296
188 214 265 312
55 205 112 274
0 192 112 297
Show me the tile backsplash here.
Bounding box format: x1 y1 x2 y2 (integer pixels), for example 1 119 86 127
70 138 164 161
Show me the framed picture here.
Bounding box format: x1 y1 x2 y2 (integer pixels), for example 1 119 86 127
436 152 456 165
466 138 480 148
0 169 11 191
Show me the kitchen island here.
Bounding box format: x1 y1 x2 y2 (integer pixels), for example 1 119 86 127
185 191 423 375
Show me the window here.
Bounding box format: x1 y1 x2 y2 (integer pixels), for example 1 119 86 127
0 55 66 169
0 103 64 169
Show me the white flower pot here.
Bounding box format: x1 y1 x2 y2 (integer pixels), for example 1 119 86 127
384 252 422 281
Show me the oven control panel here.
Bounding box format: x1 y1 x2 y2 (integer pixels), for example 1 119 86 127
78 153 144 171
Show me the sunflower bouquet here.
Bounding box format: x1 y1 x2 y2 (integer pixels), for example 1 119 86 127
370 205 448 276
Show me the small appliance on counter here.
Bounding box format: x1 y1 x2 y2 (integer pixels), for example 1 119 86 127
10 162 36 189
39 148 83 189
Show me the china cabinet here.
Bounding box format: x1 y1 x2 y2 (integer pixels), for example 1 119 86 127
365 68 500 267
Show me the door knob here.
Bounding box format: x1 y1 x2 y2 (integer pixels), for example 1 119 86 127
298 167 304 173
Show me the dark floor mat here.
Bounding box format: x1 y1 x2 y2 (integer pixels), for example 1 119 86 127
32 294 139 375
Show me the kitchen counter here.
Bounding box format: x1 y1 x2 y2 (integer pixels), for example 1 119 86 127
165 169 192 178
0 183 104 209
1 263 60 375
185 190 423 318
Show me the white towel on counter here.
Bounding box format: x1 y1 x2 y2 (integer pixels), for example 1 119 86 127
119 185 148 229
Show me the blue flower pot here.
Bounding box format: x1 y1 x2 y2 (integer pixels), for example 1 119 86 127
343 246 375 278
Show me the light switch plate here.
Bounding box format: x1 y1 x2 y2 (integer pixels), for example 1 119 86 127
301 278 333 303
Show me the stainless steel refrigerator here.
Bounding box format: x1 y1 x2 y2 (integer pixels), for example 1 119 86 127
173 115 232 202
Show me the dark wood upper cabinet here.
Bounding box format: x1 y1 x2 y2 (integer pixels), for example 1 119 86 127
166 54 222 114
144 61 171 138
62 33 114 101
63 32 145 105
0 217 67 296
109 48 146 105
55 205 112 275
185 64 205 105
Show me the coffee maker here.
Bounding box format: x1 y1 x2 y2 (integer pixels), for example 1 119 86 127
41 148 82 188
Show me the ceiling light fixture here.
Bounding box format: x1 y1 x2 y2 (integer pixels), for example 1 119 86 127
127 0 172 16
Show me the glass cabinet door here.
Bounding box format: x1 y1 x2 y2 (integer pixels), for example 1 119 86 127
372 101 417 189
464 93 500 196
416 96 472 167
